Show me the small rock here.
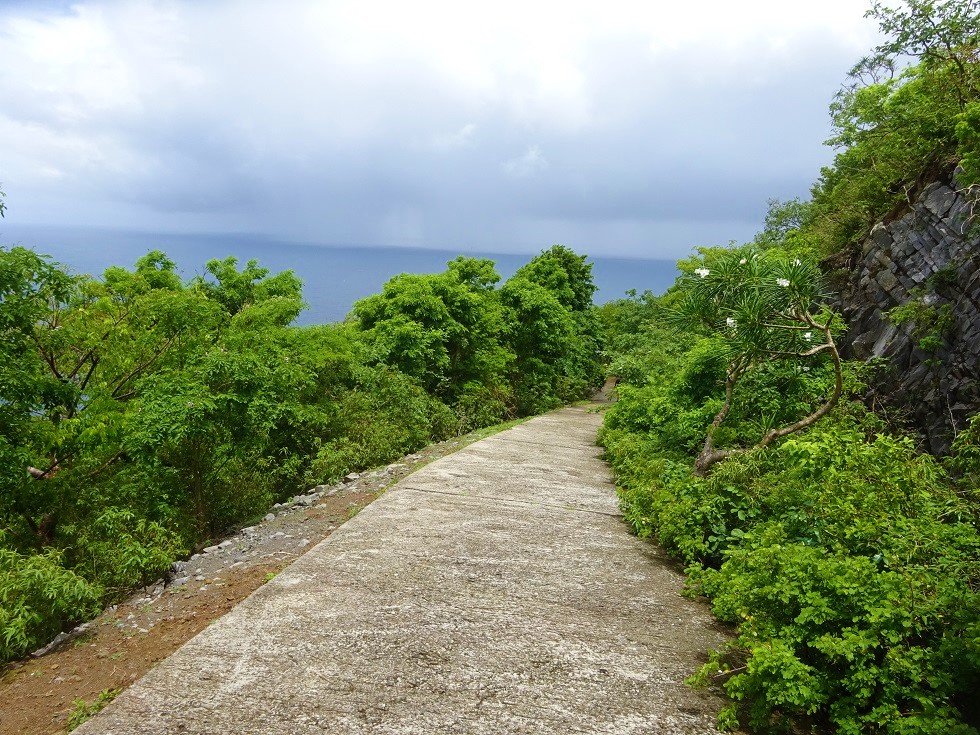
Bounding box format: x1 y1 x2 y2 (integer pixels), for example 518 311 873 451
271 532 285 539
313 484 330 492
31 631 69 657
343 472 360 483
190 554 201 561
217 540 233 549
298 539 310 548
263 513 275 522
203 544 220 554
195 575 205 582
171 576 190 586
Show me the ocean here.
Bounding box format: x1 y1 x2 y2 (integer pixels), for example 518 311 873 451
1 225 679 325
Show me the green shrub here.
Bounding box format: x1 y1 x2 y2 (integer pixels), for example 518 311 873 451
605 399 980 733
63 508 183 594
0 544 101 662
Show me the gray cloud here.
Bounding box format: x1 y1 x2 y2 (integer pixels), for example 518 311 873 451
0 1 880 258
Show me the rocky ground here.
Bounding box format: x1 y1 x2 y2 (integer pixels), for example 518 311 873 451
0 426 515 735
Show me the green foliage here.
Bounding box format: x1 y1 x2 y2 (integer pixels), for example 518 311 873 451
63 508 183 594
605 390 980 732
887 294 955 353
353 256 511 403
598 3 980 730
603 256 979 731
0 243 602 662
665 248 845 473
956 100 980 185
67 688 120 731
0 543 101 661
602 252 980 731
500 246 604 414
794 0 980 256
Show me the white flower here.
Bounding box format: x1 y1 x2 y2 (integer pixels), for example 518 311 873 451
694 267 710 278
739 258 747 265
777 278 790 287
803 331 813 340
793 259 801 266
726 317 737 329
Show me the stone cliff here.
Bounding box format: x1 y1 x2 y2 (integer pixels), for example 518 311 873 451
834 178 980 454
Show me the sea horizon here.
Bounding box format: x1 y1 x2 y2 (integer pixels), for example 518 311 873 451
1 224 679 325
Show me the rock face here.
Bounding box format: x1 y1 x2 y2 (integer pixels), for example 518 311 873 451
835 179 980 454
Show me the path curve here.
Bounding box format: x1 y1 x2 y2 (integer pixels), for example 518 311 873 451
77 405 731 734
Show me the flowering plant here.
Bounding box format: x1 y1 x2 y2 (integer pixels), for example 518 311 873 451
669 250 843 474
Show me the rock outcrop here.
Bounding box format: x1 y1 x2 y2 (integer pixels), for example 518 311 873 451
835 179 980 454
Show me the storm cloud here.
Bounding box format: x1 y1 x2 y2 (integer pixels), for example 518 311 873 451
0 0 880 258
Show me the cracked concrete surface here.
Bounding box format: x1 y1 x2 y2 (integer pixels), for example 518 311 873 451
76 405 732 734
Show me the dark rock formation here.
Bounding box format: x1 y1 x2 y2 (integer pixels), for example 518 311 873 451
834 179 980 454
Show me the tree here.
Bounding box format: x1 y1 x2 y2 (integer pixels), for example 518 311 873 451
512 244 597 313
352 258 512 403
668 250 843 475
0 247 76 548
499 246 604 414
862 0 980 104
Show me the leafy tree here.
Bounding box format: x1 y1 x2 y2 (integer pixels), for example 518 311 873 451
0 247 77 548
863 0 980 103
353 257 513 407
800 0 980 255
512 244 597 312
1 242 604 662
501 245 604 413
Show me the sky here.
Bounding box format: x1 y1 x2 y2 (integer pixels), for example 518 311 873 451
0 0 883 259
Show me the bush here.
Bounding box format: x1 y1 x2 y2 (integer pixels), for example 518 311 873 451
0 544 101 662
604 400 980 733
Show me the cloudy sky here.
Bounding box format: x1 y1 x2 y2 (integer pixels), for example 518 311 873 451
0 0 882 259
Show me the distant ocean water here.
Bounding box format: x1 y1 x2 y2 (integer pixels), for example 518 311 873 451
1 225 679 325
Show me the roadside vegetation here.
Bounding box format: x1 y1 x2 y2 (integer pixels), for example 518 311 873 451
0 242 603 663
600 2 980 732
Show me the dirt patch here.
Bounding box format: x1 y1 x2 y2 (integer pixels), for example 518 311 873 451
0 428 506 735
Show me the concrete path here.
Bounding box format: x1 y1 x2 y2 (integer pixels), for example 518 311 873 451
77 405 731 734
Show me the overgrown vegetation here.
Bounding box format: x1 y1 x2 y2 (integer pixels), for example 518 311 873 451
600 2 980 732
783 0 980 257
0 243 603 663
